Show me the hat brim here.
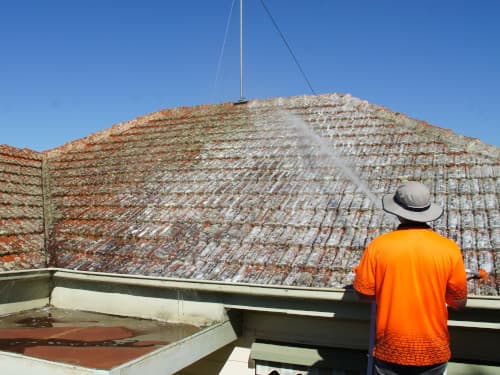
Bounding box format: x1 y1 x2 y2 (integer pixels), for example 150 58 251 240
382 193 443 222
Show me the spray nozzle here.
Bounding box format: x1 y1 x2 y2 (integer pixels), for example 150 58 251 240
465 261 493 280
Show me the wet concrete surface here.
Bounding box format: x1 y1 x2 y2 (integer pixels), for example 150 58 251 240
0 307 203 369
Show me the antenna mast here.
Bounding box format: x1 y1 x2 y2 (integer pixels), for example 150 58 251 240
235 0 248 104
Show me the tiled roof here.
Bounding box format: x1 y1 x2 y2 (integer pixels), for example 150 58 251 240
0 145 46 270
1 93 499 296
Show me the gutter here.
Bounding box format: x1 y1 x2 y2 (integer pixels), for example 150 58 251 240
50 268 351 301
2 268 499 309
1 268 499 329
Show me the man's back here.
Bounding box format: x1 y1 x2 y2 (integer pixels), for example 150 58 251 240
354 225 467 366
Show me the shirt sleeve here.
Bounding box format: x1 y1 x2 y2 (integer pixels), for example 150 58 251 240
445 247 468 310
353 243 376 296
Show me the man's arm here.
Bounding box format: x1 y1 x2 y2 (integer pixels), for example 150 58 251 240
446 254 468 310
446 285 467 310
353 243 376 299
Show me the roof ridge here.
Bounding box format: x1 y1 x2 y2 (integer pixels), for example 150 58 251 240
43 93 498 158
44 102 236 157
0 144 43 160
373 108 499 158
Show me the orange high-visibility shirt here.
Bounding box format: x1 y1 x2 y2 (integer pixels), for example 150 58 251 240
354 226 467 366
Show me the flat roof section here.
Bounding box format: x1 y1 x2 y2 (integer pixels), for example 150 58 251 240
0 271 240 374
0 307 201 369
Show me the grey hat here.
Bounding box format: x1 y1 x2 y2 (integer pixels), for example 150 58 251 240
382 181 443 222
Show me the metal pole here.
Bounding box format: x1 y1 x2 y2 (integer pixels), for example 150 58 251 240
367 301 376 375
239 0 244 101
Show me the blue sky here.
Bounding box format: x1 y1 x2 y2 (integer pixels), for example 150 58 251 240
1 0 499 151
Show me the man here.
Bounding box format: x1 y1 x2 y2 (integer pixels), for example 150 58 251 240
354 181 468 375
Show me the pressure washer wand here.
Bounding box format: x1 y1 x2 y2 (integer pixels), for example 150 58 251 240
465 268 490 280
465 261 493 281
367 301 376 375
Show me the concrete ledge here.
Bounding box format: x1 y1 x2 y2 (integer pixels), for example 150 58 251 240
110 319 239 374
0 351 108 375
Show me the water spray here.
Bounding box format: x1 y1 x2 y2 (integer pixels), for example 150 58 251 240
279 110 382 208
276 106 495 375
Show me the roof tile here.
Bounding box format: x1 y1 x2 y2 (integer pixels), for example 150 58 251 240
1 94 498 296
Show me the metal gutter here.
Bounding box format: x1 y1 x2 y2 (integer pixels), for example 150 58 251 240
0 269 51 282
2 268 500 323
48 268 500 308
50 268 350 301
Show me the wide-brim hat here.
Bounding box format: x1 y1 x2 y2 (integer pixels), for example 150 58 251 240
382 181 443 222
